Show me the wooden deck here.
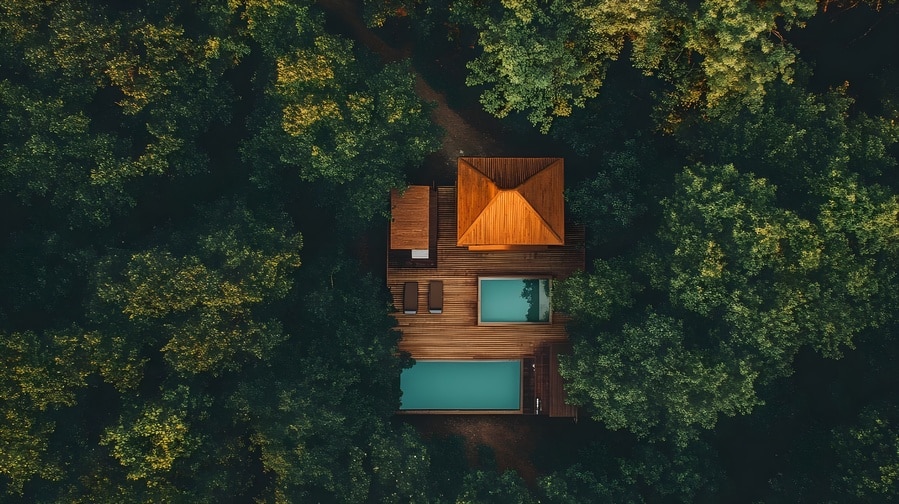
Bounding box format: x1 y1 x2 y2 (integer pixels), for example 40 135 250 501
387 187 585 360
536 343 579 418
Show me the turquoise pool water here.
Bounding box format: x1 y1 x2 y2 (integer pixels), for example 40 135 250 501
479 278 551 323
399 360 521 410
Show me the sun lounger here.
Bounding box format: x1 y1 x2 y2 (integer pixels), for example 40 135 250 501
429 280 443 314
404 282 418 314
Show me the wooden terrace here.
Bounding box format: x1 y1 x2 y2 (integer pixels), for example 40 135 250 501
387 186 585 360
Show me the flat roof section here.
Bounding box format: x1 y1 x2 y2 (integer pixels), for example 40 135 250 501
390 186 431 251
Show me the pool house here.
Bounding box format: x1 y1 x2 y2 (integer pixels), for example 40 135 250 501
387 158 585 417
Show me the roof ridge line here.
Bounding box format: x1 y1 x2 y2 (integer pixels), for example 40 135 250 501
457 161 499 243
459 157 490 179
512 158 562 190
510 191 561 243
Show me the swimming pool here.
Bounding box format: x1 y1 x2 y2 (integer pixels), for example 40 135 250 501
399 360 521 411
478 277 551 324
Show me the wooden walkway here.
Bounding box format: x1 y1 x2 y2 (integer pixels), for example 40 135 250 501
387 187 585 359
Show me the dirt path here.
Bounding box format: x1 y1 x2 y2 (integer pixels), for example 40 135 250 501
404 415 540 485
315 0 542 484
316 0 499 181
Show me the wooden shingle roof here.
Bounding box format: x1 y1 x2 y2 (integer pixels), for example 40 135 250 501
456 157 564 248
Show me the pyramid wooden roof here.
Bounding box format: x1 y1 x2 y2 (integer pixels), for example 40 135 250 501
457 157 564 248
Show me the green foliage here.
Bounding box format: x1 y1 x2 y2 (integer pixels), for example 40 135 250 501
662 164 826 354
561 309 761 445
538 439 722 503
675 85 899 356
616 439 723 501
565 140 654 247
831 402 899 501
682 0 814 114
236 0 319 57
0 228 97 328
242 4 440 227
274 54 439 223
0 70 131 226
227 263 419 503
1 0 897 502
57 385 255 504
678 82 899 195
82 331 147 393
0 0 245 227
100 385 208 484
423 435 470 501
366 426 432 504
553 259 640 324
0 1 443 501
539 464 635 504
457 470 535 504
0 329 91 495
559 152 898 444
463 1 608 133
453 0 820 131
93 201 302 378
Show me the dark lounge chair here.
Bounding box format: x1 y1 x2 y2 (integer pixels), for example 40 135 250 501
429 280 443 314
403 282 418 314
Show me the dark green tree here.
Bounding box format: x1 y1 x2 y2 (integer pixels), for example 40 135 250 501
538 438 722 503
227 260 424 503
565 139 656 248
98 385 209 493
457 470 535 504
831 402 899 501
448 0 818 131
0 0 246 227
556 74 899 444
91 201 302 379
558 156 898 444
241 0 440 227
0 329 91 495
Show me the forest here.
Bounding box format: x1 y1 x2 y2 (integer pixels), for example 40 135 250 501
0 0 897 502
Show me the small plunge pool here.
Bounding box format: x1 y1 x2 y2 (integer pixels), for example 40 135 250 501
478 277 551 324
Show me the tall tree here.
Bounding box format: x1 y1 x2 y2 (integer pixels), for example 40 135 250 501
557 158 898 444
241 0 440 228
0 0 246 227
448 0 818 131
556 76 899 444
564 139 660 249
91 201 302 379
830 402 899 501
0 329 91 495
228 259 425 503
538 438 722 503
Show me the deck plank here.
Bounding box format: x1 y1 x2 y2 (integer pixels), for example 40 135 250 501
388 187 585 360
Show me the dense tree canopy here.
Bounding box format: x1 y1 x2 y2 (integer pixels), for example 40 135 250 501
0 0 245 226
240 0 440 228
0 0 440 500
91 201 302 378
556 83 899 445
2 0 898 501
402 0 820 131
